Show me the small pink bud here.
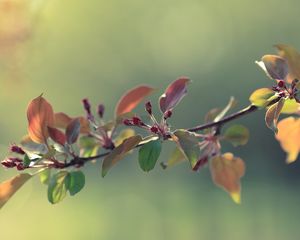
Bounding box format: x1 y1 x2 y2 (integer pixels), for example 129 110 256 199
98 104 105 118
82 98 91 114
132 116 142 125
16 163 25 171
278 80 285 88
164 110 172 119
123 119 132 126
150 126 159 134
10 145 25 155
145 101 152 115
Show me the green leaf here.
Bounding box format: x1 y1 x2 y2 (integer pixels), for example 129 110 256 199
39 169 51 185
249 88 275 107
102 135 142 177
47 171 69 204
79 136 100 158
281 99 300 114
138 140 162 172
68 171 85 196
161 146 186 169
23 154 31 167
172 130 200 169
223 125 250 147
0 173 32 209
265 98 285 133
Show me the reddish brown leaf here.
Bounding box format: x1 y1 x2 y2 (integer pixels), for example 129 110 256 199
210 153 245 204
47 127 66 146
66 118 81 144
54 112 90 134
276 117 300 163
0 173 32 209
27 95 54 144
159 77 190 113
102 135 142 177
115 85 155 117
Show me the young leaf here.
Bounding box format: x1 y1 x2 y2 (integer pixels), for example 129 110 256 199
102 135 142 177
256 55 288 80
172 129 200 169
249 88 275 107
23 154 31 167
54 112 90 134
265 98 285 133
40 169 51 185
210 153 245 204
161 146 186 169
114 129 136 147
27 95 54 144
68 171 85 196
275 44 300 83
223 125 250 147
48 126 66 146
115 85 155 117
281 99 300 114
138 140 162 172
276 117 300 163
66 118 81 144
159 77 190 113
48 171 69 204
0 173 32 209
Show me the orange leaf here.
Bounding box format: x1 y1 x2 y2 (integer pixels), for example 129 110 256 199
54 112 90 134
210 153 245 204
276 117 300 163
27 95 54 144
0 173 32 209
115 85 155 117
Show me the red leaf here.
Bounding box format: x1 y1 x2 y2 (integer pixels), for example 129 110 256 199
159 77 190 113
27 95 54 144
48 127 66 145
66 118 81 144
115 85 155 117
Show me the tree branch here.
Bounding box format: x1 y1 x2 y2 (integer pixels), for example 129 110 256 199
59 104 258 168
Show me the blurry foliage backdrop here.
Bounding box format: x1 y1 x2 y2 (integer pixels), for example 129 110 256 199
1 0 300 239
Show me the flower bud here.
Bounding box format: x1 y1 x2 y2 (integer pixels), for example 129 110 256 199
150 126 159 134
145 101 152 115
82 98 91 114
98 104 105 118
278 80 285 88
10 144 25 155
163 110 172 119
132 116 142 126
123 119 132 126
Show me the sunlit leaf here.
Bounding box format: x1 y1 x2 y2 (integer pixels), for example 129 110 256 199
138 140 162 172
115 85 155 116
172 129 200 169
256 55 288 80
276 117 300 163
0 173 32 209
48 171 69 204
79 136 99 158
275 44 300 84
68 171 85 196
223 125 250 147
47 126 66 146
114 129 136 147
265 98 285 133
210 153 245 204
65 118 81 144
27 95 54 144
249 88 275 107
159 77 190 113
20 135 48 155
54 112 90 134
281 99 300 114
40 169 51 185
102 135 142 177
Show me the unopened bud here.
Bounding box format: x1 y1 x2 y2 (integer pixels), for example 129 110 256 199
98 104 105 118
150 126 159 134
123 119 132 126
10 145 25 155
164 110 172 119
278 80 285 88
82 98 91 114
132 116 142 126
16 163 25 171
145 101 152 115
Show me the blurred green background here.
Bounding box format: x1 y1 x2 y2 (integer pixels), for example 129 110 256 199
1 0 300 239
